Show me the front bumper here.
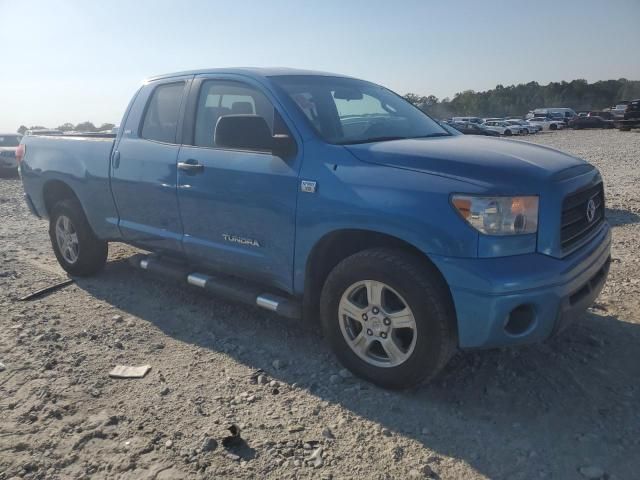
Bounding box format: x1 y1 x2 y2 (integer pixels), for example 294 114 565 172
431 222 611 349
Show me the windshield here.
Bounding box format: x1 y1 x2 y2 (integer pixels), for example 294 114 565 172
0 135 21 147
270 75 449 144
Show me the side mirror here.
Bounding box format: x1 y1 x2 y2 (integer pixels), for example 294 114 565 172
214 115 297 158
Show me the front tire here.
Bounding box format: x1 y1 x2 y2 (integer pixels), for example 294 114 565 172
504 129 512 136
320 248 457 389
550 123 558 130
49 199 108 276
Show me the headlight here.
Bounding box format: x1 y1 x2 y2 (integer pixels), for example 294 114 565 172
451 195 539 235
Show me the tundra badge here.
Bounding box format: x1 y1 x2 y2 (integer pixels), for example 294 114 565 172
222 234 261 248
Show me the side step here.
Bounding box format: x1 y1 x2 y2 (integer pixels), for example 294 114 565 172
130 254 302 319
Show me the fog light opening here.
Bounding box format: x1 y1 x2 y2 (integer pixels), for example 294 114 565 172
505 304 536 336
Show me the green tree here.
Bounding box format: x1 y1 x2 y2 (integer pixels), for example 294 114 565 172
406 78 640 119
17 125 28 135
74 121 97 132
97 123 116 132
57 123 75 132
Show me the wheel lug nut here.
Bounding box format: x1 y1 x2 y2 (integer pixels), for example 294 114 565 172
362 313 368 321
380 332 387 339
366 329 373 336
372 307 379 314
383 318 391 326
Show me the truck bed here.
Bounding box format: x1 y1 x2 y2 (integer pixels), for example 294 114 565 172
20 134 121 239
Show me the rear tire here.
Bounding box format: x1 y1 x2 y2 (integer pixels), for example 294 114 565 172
504 130 512 136
49 199 108 276
320 248 457 389
550 123 558 131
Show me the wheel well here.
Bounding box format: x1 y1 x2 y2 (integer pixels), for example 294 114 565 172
42 180 79 216
303 229 453 324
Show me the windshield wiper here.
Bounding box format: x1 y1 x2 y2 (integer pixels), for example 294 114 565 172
337 136 408 145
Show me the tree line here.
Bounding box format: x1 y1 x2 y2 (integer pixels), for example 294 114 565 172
17 121 115 135
14 78 640 132
404 78 640 120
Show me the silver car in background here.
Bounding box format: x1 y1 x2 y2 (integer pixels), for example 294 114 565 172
527 117 566 131
506 119 541 134
483 120 525 136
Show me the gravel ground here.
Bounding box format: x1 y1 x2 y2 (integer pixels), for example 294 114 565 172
1 129 639 480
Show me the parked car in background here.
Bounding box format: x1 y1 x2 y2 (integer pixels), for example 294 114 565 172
611 101 630 119
588 111 614 120
568 116 614 129
18 67 611 388
527 108 577 124
450 122 500 136
483 120 524 136
438 121 463 136
0 133 22 175
506 119 541 134
451 116 483 124
616 99 640 131
527 117 565 131
483 118 504 123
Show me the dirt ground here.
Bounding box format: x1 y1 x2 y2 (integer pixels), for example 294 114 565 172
1 129 639 480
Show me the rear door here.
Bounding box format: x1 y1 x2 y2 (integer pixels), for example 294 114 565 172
111 77 192 252
176 75 301 292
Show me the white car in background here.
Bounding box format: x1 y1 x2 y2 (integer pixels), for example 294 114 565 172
483 120 525 136
506 119 541 134
527 117 565 131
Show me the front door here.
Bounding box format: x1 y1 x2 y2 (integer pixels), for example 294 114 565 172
111 78 191 252
176 77 300 292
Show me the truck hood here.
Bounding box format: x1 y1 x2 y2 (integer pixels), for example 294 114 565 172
344 135 588 192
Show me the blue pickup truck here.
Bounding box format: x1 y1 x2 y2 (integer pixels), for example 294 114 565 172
18 68 611 388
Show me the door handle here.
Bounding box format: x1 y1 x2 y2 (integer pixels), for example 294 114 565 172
112 150 120 169
178 160 204 174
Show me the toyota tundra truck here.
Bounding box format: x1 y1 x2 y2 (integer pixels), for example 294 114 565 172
18 68 611 388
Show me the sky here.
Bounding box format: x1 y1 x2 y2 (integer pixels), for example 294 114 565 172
1 0 639 132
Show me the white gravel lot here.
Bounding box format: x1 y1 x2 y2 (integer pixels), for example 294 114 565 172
0 129 639 480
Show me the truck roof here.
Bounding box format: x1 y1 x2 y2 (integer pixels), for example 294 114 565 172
145 67 353 83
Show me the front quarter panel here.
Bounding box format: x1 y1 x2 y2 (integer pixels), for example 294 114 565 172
293 140 480 293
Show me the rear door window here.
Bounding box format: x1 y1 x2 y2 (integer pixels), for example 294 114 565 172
141 82 186 144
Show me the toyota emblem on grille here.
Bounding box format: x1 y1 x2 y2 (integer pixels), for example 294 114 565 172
586 198 597 223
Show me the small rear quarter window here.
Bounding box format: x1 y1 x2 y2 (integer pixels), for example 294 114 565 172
141 82 185 144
